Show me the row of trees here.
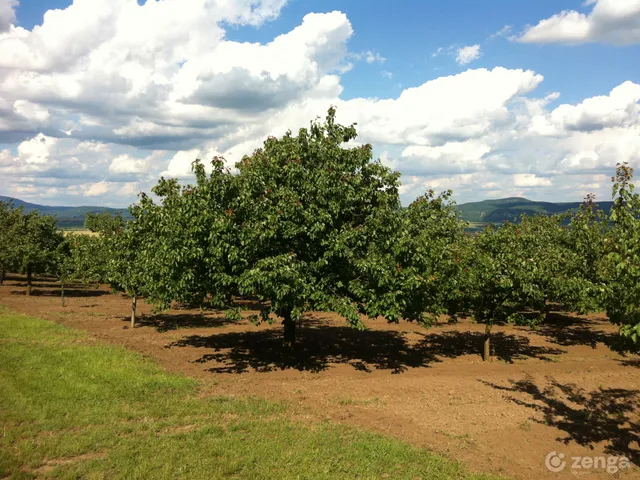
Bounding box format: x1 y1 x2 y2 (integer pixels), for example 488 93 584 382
1 108 639 359
0 202 65 295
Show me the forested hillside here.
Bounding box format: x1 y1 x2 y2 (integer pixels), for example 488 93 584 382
0 196 132 229
456 197 614 225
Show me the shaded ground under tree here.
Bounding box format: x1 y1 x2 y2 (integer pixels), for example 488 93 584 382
482 376 640 466
10 287 109 297
167 317 567 374
532 312 619 349
124 312 240 332
8 274 107 297
1 278 638 480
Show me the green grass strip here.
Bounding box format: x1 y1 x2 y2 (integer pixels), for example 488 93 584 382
0 306 504 479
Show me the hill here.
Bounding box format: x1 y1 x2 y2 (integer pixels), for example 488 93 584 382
0 196 132 229
2 195 614 230
456 197 613 226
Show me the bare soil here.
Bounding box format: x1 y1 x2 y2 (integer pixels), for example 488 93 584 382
2 274 639 480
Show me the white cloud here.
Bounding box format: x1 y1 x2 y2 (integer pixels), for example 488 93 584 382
434 44 482 65
0 0 336 149
0 0 17 33
518 0 640 45
0 1 639 207
350 50 385 64
109 153 157 175
455 45 481 65
512 173 552 187
381 70 393 79
365 51 385 63
0 132 169 206
13 100 50 122
164 149 209 178
550 81 640 131
85 181 111 197
488 25 512 40
328 72 640 203
336 67 543 146
400 140 491 175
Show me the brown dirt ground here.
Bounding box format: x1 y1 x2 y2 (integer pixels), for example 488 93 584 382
1 275 639 480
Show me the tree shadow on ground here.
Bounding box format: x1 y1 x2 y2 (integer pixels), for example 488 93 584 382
166 322 566 374
5 275 64 286
126 313 240 332
533 312 617 349
482 376 640 465
618 359 640 368
0 274 25 283
415 330 566 363
10 288 109 297
11 281 72 288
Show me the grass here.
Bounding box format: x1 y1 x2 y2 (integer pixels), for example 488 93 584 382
436 431 476 450
61 229 99 237
518 421 531 432
0 306 504 480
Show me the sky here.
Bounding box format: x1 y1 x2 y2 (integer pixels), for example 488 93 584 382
0 0 639 207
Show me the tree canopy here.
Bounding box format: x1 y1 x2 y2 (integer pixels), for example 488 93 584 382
7 207 64 295
1 109 639 358
230 107 402 347
601 162 640 346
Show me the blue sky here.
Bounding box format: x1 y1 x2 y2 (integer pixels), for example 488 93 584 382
228 0 640 103
15 0 639 103
2 0 640 206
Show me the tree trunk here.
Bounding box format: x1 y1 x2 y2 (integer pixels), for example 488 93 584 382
0 269 5 285
26 268 32 296
131 295 137 328
483 324 492 362
61 281 65 307
282 310 296 351
542 300 551 321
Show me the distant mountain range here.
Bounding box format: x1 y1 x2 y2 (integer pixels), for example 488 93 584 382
0 196 132 229
456 197 613 226
1 195 614 230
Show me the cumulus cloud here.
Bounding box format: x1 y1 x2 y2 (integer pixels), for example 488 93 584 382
109 152 164 175
0 0 17 33
512 173 552 187
518 0 640 45
13 100 50 122
337 67 544 146
162 148 227 178
455 45 482 65
1 134 107 178
400 140 492 175
85 181 111 197
0 1 639 207
0 0 332 149
550 81 640 131
329 71 640 203
0 132 168 206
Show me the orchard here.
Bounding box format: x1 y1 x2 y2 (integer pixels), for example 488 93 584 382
2 108 639 359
